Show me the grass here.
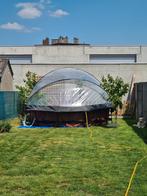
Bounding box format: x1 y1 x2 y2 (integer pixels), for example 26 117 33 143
0 119 146 196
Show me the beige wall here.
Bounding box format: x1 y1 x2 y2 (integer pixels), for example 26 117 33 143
0 45 147 89
32 45 89 64
0 66 13 91
0 46 33 55
12 63 147 88
1 45 147 63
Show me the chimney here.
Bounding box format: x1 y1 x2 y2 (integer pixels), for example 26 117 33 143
73 37 79 44
63 36 68 44
58 36 63 43
51 36 69 45
51 39 58 45
58 36 68 44
42 37 49 45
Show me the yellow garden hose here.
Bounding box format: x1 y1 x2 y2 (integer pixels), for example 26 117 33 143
85 111 146 196
125 155 147 196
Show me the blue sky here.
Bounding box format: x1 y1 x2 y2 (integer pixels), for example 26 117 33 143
0 0 147 45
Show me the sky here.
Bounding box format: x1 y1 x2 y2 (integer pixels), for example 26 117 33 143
0 0 147 46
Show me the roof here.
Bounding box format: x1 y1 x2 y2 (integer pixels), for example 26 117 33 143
0 58 13 79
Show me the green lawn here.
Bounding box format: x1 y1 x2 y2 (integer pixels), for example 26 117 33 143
0 119 146 196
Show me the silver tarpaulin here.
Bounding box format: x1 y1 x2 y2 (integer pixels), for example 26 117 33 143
27 68 112 112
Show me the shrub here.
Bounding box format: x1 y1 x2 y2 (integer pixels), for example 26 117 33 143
101 74 129 120
16 71 39 116
0 121 12 133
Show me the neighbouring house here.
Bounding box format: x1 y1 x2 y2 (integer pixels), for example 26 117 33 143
0 58 13 91
0 37 147 88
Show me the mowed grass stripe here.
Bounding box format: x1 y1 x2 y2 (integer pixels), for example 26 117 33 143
0 119 146 195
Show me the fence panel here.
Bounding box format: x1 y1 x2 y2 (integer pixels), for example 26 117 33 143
0 91 19 120
135 82 147 121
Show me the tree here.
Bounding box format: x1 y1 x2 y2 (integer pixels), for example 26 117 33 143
16 71 39 115
101 74 129 120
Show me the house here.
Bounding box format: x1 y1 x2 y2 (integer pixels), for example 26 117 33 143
0 37 147 88
0 59 13 91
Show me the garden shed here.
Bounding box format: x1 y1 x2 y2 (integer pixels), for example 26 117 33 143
0 58 13 91
0 59 19 120
26 68 112 126
135 82 147 122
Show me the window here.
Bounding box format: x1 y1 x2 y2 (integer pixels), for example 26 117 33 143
0 55 32 64
90 54 136 64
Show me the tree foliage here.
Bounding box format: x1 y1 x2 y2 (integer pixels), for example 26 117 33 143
16 71 38 114
101 74 129 115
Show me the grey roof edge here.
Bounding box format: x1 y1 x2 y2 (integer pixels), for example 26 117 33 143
10 62 147 65
0 44 147 47
0 59 13 78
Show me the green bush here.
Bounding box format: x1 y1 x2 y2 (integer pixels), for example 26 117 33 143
0 121 12 133
16 71 38 116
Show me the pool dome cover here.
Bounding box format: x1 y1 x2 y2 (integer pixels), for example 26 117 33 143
27 68 112 112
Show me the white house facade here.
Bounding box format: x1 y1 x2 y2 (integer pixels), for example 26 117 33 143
0 39 147 89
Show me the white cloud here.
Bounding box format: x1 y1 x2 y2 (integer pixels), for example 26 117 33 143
0 22 41 33
0 22 25 31
18 7 41 19
16 2 42 19
49 9 69 18
16 1 69 19
16 1 51 19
